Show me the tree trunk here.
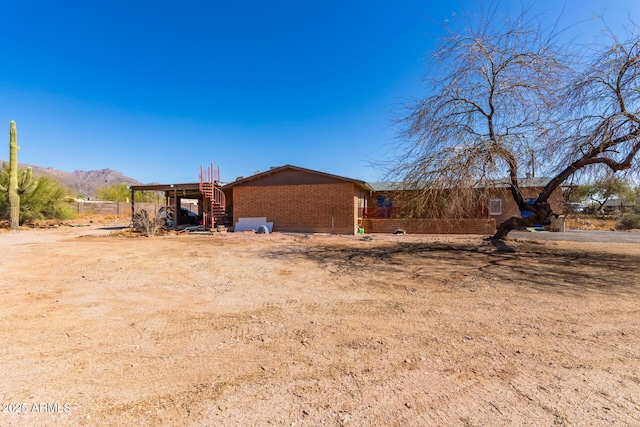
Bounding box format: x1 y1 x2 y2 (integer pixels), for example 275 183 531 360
492 202 553 240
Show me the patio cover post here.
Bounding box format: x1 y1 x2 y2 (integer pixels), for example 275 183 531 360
173 187 178 230
130 187 135 223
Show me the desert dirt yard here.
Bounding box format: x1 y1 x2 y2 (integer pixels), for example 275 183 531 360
0 225 639 426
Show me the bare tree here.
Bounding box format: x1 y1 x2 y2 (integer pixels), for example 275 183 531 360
390 7 640 239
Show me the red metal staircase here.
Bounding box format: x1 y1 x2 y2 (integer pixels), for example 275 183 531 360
199 163 226 229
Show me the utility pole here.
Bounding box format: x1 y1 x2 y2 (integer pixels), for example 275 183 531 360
530 149 535 178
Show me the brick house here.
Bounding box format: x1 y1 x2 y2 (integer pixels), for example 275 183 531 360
130 164 564 235
361 177 564 234
222 165 371 234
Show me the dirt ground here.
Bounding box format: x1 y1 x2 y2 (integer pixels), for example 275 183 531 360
1 223 639 426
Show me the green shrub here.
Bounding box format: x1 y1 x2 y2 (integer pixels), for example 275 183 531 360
96 183 163 203
0 167 76 223
616 214 640 230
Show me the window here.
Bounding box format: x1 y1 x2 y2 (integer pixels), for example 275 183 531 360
357 189 366 219
376 195 393 207
489 198 502 215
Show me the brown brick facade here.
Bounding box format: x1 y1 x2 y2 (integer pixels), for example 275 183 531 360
487 187 564 225
233 183 360 234
361 218 496 234
226 166 565 236
365 186 564 230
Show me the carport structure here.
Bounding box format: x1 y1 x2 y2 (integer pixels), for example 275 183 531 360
129 183 203 229
130 184 226 230
130 164 226 230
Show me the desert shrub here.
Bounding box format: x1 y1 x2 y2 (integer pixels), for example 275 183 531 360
96 183 163 203
132 209 164 236
95 183 130 201
0 168 76 223
20 177 76 222
616 214 640 230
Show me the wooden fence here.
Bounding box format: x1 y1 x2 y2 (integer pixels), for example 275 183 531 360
70 202 165 216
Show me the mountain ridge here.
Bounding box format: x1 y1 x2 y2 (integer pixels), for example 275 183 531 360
0 160 143 197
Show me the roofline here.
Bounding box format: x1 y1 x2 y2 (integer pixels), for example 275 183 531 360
368 177 560 191
130 183 202 192
222 164 372 190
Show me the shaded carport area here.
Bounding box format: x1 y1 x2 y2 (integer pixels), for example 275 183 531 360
130 183 204 230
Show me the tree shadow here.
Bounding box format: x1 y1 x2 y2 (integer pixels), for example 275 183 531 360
267 240 640 295
486 237 516 253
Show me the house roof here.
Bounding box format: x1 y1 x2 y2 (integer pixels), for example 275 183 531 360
602 198 636 207
369 177 555 192
223 164 372 190
368 182 403 192
489 177 553 188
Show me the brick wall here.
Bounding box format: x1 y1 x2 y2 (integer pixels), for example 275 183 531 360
233 183 358 234
489 187 564 225
361 218 496 235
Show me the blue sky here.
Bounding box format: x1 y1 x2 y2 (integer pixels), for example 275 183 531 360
1 1 638 185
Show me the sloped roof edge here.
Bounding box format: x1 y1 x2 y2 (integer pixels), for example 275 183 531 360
222 164 372 190
368 182 403 192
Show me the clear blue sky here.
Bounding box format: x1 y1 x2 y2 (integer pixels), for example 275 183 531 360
1 1 638 185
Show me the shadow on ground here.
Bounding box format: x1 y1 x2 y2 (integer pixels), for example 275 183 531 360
268 240 640 295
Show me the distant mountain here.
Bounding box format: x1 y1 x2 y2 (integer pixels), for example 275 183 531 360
0 160 143 197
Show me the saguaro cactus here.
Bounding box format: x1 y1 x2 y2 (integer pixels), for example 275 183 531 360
0 121 37 230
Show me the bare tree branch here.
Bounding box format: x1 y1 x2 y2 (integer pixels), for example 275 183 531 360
388 8 640 240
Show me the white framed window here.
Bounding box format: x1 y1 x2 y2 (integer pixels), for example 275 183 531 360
489 198 502 215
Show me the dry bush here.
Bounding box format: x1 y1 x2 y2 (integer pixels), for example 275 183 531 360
131 209 164 236
617 214 640 230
